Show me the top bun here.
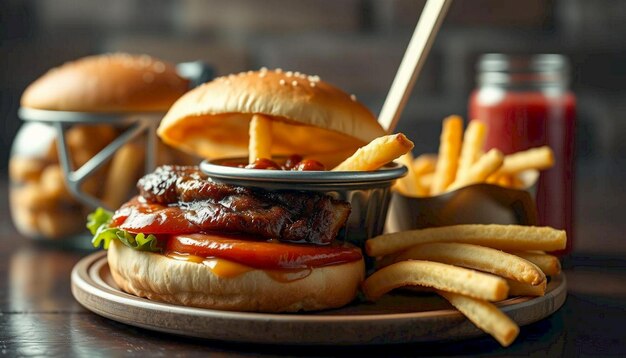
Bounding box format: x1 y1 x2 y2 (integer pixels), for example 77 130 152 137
157 68 386 158
21 53 189 112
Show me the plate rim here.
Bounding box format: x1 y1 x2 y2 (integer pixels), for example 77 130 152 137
71 251 567 344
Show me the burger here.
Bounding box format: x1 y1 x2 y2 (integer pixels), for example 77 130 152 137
88 68 388 312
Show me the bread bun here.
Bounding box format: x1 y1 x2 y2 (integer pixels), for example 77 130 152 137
108 240 365 312
21 53 189 112
157 69 386 159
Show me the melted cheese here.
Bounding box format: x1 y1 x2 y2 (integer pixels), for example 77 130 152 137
166 252 312 282
202 258 253 278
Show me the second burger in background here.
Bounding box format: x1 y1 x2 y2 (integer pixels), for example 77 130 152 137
11 53 194 240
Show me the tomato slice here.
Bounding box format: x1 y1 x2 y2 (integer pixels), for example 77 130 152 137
166 233 362 270
111 197 199 234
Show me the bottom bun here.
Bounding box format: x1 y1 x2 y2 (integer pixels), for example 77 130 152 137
108 240 365 312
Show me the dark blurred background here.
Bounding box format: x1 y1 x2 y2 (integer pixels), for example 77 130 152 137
1 0 625 252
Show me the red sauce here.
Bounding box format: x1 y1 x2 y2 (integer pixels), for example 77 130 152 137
235 155 326 171
166 233 362 270
469 90 576 254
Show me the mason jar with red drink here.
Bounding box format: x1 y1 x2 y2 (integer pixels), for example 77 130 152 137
469 54 576 254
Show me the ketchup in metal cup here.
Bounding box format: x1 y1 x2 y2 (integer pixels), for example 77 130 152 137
469 54 576 254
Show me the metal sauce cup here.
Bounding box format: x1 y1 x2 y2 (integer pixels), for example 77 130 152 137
200 158 407 269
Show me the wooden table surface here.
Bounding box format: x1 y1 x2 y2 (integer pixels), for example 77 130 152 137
1 158 625 356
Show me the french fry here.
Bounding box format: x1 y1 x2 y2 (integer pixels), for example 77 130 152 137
418 172 434 190
506 279 546 297
248 114 273 163
10 204 39 237
37 208 85 239
431 116 463 194
362 260 508 302
66 124 117 167
40 165 74 202
496 174 513 188
102 143 146 209
14 182 58 211
457 121 487 180
438 291 519 347
9 157 47 183
488 146 554 181
507 251 561 276
388 243 546 286
366 224 567 257
412 154 437 175
394 153 428 197
447 149 504 191
332 133 414 171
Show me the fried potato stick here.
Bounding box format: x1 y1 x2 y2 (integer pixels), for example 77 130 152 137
366 224 567 257
438 291 519 347
488 146 554 181
431 116 463 194
248 114 273 163
388 243 546 286
412 154 437 175
507 251 561 276
362 260 508 302
102 143 145 209
457 121 487 179
447 148 504 191
394 152 428 197
332 133 414 171
506 279 546 297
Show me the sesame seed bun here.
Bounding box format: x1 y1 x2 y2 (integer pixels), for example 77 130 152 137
157 69 386 159
21 53 189 112
108 240 365 312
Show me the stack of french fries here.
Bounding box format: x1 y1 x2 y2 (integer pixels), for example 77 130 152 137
394 115 555 197
363 224 566 347
247 113 416 171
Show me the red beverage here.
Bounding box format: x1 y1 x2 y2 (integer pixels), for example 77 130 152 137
469 54 576 254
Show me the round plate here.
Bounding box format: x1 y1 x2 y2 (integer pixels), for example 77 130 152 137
71 251 567 345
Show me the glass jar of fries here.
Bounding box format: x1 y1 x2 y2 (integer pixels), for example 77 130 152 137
8 53 207 245
9 112 201 244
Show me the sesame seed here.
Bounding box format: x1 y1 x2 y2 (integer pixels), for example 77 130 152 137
153 61 165 73
309 82 316 87
294 71 301 77
286 71 293 77
139 54 152 67
247 70 253 74
279 79 286 85
350 94 357 101
308 75 320 82
260 66 268 72
291 80 298 86
259 72 267 78
275 68 283 73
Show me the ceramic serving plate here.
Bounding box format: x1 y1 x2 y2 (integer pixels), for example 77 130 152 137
71 251 567 345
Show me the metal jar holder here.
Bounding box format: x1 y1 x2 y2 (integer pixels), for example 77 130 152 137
17 108 160 210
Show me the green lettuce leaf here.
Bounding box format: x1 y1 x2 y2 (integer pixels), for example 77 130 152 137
86 207 162 252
